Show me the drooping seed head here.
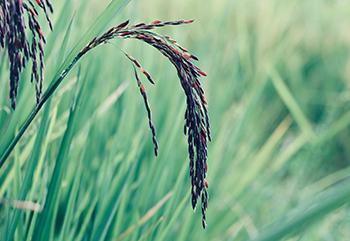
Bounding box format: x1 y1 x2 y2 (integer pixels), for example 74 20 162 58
79 19 211 227
0 0 53 109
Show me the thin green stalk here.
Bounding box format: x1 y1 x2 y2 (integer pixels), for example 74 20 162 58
0 54 81 169
5 100 52 241
0 0 131 169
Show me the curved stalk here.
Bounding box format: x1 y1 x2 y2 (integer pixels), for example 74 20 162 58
0 0 131 169
0 53 84 169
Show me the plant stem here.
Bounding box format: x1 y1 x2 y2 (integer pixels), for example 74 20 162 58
0 54 82 169
0 0 131 170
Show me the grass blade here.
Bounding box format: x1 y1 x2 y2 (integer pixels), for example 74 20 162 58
253 180 350 241
31 73 85 241
5 100 52 241
0 0 131 170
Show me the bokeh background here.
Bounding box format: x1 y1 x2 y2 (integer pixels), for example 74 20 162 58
1 0 350 240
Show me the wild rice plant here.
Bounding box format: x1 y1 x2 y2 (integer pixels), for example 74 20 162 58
3 1 350 240
0 4 210 228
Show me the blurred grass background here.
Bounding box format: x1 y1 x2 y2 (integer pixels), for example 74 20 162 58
1 0 350 240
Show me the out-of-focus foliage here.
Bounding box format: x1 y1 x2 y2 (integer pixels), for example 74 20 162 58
1 0 350 240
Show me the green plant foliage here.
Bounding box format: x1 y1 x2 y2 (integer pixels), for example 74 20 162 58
1 0 350 241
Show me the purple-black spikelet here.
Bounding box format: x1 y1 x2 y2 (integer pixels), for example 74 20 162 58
3 15 211 228
78 19 211 228
0 0 53 109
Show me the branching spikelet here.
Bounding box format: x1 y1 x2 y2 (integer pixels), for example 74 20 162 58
123 51 158 156
78 19 211 228
1 14 210 228
0 0 53 109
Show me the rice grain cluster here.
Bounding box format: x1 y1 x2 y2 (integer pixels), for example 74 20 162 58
80 20 211 228
0 0 52 109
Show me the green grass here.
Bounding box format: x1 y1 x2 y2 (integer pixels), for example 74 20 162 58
1 0 350 240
